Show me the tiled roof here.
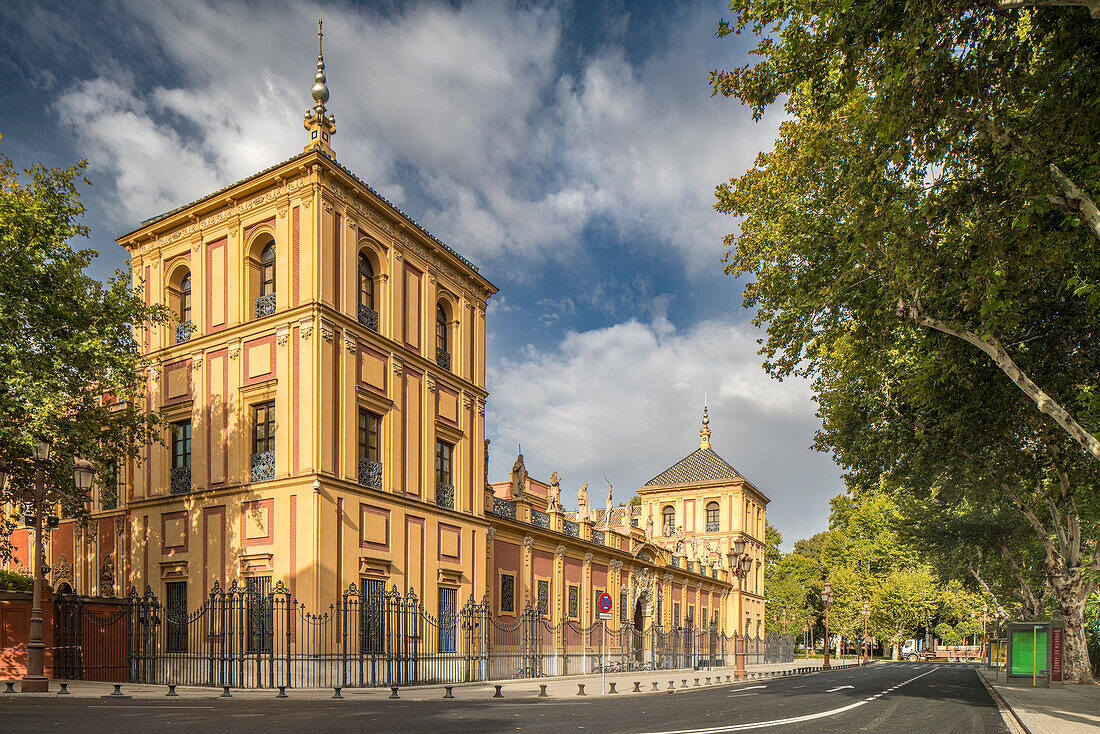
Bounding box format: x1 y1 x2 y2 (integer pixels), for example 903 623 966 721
643 447 742 487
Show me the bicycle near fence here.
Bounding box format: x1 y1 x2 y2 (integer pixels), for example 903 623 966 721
51 583 794 689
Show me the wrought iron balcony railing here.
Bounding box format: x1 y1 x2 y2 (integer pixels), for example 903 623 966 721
250 451 275 483
531 509 550 528
563 520 579 538
436 347 451 371
490 497 516 519
255 293 276 319
671 557 680 568
705 521 719 533
358 305 379 333
358 458 382 489
170 466 191 495
175 323 192 344
590 529 605 545
436 482 455 510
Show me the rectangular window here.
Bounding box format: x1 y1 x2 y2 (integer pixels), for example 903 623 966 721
252 401 275 454
171 420 192 468
245 575 273 653
686 607 694 629
435 440 453 486
674 602 681 627
358 409 380 461
102 460 119 511
703 608 708 627
567 585 579 619
360 578 386 654
439 586 457 653
500 574 515 614
537 580 549 617
165 581 187 653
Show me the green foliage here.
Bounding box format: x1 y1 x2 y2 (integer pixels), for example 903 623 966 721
0 147 169 559
0 569 33 591
763 521 782 571
711 0 1100 680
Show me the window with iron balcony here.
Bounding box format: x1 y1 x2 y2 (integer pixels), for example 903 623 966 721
358 408 382 489
250 400 275 482
435 303 451 371
435 439 454 509
357 253 379 333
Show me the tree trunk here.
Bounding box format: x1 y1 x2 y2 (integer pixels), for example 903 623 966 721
1051 575 1096 684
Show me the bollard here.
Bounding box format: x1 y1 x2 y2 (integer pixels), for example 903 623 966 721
276 686 287 699
3 681 14 694
608 682 617 694
633 681 642 693
444 685 455 699
493 684 504 699
166 684 177 697
577 684 587 696
332 687 343 699
668 680 676 691
652 681 660 691
58 682 69 695
693 678 700 687
112 684 124 697
681 679 688 688
389 686 400 700
220 686 231 698
725 675 731 682
538 684 548 698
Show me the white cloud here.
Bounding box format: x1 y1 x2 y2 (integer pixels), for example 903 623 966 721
50 0 781 270
485 316 842 547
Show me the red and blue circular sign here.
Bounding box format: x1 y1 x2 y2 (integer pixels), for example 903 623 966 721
597 592 613 613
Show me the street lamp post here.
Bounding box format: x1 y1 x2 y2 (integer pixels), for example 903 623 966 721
727 539 754 680
803 624 810 659
861 601 871 665
17 440 94 693
821 581 833 670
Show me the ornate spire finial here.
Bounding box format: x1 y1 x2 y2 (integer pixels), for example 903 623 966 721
699 404 711 450
303 16 336 154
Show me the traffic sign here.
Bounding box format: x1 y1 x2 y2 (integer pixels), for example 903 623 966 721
597 592 613 614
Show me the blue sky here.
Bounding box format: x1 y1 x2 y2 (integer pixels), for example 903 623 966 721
0 0 843 547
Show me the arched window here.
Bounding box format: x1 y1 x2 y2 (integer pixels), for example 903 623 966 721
705 502 719 532
255 243 276 318
662 505 675 534
180 274 191 323
260 244 276 296
357 254 378 332
435 304 450 370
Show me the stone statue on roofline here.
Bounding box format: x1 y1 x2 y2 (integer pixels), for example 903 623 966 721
548 471 561 512
578 481 589 521
645 513 654 542
604 479 613 526
511 450 527 500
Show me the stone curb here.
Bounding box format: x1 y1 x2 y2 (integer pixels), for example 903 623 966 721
976 668 1032 734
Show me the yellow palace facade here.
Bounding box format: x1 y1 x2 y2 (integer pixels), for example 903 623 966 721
1 26 767 650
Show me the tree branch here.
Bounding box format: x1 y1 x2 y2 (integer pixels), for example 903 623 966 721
897 299 1100 462
996 0 1100 19
966 557 1011 619
1049 163 1100 239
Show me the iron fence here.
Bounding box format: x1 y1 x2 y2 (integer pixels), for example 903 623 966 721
52 584 794 689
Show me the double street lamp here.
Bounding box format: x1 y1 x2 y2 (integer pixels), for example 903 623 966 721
0 439 95 692
861 601 871 664
821 581 833 670
727 538 755 680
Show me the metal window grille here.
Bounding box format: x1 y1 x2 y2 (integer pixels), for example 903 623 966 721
435 305 449 370
491 498 516 519
360 578 385 654
171 421 191 495
358 304 379 332
531 509 550 528
567 586 579 619
563 520 579 537
244 576 273 654
657 592 663 621
439 587 457 653
500 575 515 613
165 581 187 653
620 590 628 623
706 503 719 530
537 580 549 616
175 323 192 343
674 603 681 627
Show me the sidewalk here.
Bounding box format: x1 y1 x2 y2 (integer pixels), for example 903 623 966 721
1 658 862 702
977 666 1100 734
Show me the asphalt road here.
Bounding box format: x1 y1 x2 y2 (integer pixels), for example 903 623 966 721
1 664 1008 733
